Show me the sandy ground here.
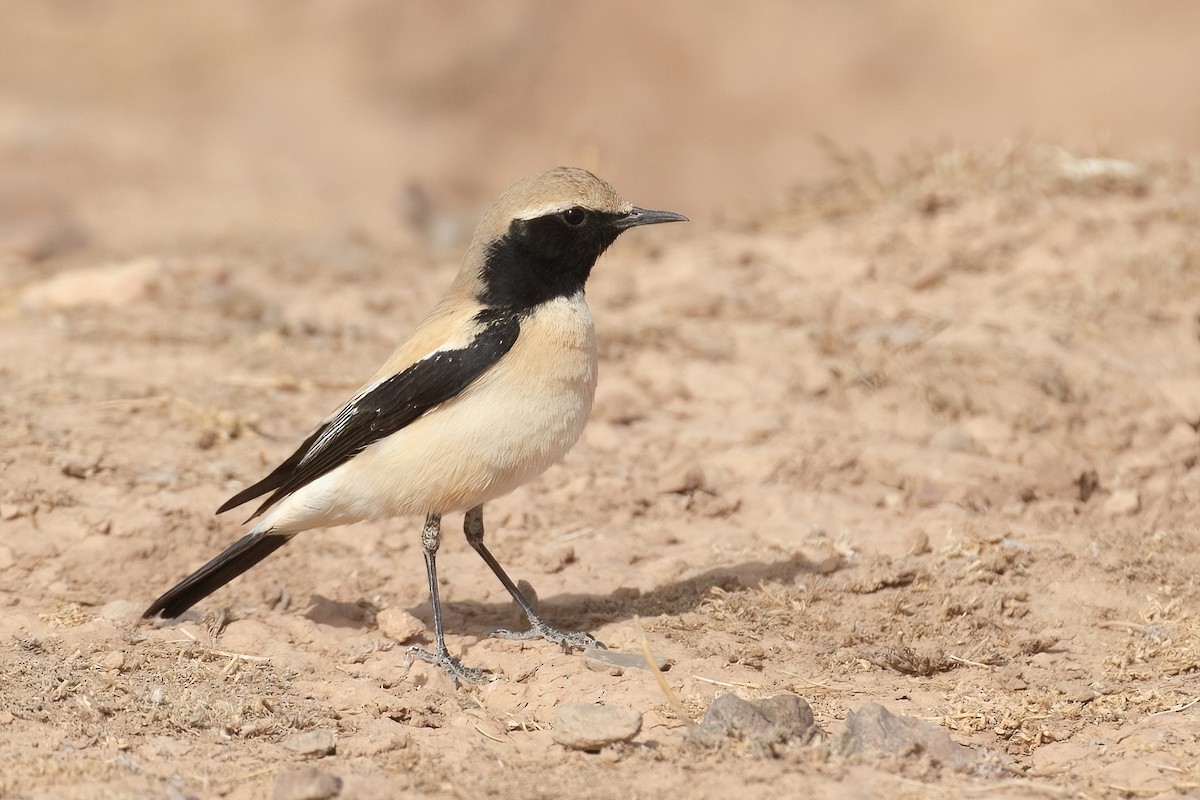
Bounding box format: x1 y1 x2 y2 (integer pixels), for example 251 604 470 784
3 5 1200 800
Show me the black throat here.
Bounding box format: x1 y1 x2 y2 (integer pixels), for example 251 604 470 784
476 212 625 311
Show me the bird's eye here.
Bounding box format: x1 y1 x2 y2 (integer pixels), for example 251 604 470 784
560 207 587 227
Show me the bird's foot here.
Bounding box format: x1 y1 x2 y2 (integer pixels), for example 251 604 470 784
490 619 606 653
404 645 491 685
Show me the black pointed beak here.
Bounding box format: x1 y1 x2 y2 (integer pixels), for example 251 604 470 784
613 207 689 230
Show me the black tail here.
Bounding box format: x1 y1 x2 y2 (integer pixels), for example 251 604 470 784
143 531 293 619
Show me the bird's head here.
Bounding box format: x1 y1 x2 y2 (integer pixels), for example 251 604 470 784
464 167 687 311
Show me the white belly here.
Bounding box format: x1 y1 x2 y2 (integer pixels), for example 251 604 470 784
259 294 598 533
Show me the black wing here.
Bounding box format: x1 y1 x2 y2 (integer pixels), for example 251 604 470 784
218 310 520 520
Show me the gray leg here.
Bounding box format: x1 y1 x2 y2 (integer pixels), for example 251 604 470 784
464 505 605 652
404 514 490 684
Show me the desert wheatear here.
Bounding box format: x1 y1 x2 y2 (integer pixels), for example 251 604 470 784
145 167 687 681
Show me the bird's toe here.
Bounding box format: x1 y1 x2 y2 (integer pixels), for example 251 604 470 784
403 645 492 685
490 622 605 652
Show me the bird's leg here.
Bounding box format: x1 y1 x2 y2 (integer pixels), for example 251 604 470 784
404 513 490 684
464 505 605 652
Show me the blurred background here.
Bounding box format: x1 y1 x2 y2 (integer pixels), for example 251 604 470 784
2 0 1199 255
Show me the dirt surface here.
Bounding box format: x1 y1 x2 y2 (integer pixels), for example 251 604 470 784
4 5 1200 800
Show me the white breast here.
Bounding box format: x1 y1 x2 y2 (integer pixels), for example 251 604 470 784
258 293 598 533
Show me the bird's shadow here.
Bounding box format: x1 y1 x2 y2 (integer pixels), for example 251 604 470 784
382 550 841 643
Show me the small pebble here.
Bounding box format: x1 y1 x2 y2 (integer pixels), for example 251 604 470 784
97 651 125 671
583 658 623 676
1004 675 1028 691
98 599 140 621
552 703 642 750
376 608 425 644
657 462 707 495
906 531 931 555
1103 489 1140 517
283 729 336 758
272 766 342 800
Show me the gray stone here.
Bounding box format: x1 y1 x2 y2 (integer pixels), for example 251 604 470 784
283 729 336 758
695 693 816 746
842 703 975 770
272 766 342 800
552 703 642 750
583 648 672 672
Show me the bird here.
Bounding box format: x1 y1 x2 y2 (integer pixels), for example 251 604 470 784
143 167 687 682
